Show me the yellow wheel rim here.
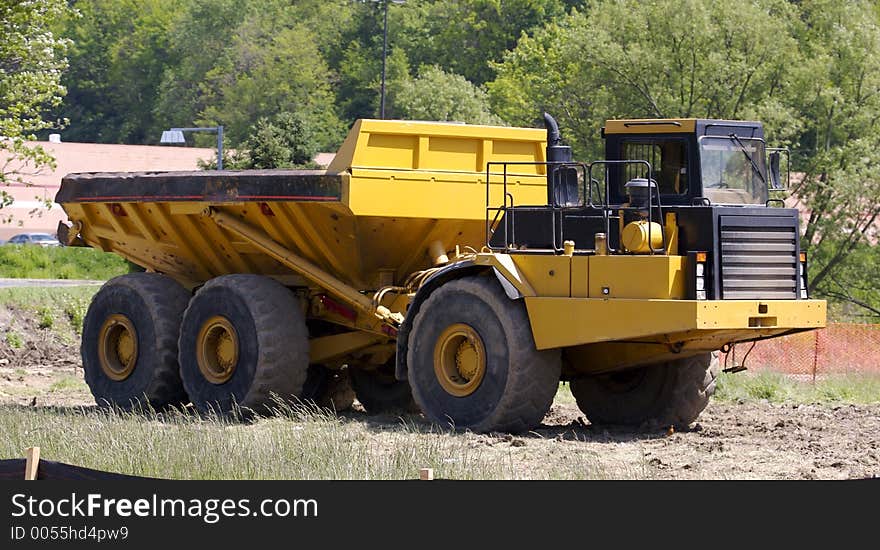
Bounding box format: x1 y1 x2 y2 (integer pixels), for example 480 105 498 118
197 316 239 384
433 323 486 397
98 314 138 381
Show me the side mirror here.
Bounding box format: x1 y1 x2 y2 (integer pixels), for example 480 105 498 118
769 151 781 189
767 148 790 191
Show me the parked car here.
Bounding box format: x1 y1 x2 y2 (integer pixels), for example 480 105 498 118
5 233 61 247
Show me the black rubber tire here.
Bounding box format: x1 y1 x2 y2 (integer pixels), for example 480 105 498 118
178 274 309 414
570 352 719 428
350 362 416 414
81 273 189 410
406 275 561 433
302 365 355 412
301 365 330 402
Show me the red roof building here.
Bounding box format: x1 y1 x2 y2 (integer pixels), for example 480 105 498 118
0 141 215 240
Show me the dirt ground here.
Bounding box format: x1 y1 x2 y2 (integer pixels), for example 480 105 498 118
1 305 878 480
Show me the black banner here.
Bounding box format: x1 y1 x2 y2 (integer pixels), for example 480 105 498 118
0 478 876 548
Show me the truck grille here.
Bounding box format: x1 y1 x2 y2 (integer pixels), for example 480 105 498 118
719 219 798 300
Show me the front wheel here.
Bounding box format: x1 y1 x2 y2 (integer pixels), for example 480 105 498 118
406 275 561 433
570 352 719 428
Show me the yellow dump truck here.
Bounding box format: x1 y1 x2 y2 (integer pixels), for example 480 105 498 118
56 114 825 432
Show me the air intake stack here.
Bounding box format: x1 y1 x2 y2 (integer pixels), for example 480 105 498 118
543 113 577 206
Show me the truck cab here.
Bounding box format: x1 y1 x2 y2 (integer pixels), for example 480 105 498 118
603 118 771 206
604 118 801 301
490 115 806 302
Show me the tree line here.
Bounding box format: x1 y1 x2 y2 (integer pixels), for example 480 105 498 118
1 0 879 317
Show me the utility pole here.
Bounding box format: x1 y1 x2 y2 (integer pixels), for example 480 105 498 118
372 0 404 119
380 0 389 119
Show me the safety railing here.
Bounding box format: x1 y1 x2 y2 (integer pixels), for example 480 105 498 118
485 159 666 255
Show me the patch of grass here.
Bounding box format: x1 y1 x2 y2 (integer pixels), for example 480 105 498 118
0 245 127 280
63 301 87 335
554 382 576 405
13 368 26 377
5 332 23 349
0 403 611 480
37 306 54 329
0 287 98 340
0 286 99 310
715 371 880 404
48 376 86 393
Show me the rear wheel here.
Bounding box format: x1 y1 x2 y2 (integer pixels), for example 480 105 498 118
570 353 719 428
81 273 189 410
302 365 355 412
178 274 309 414
406 276 561 433
350 361 415 414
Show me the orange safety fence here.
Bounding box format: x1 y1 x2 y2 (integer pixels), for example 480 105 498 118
719 323 880 378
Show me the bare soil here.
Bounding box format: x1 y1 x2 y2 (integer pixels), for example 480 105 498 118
0 305 83 407
531 401 879 479
1 306 877 480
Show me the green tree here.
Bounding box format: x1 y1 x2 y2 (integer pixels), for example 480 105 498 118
152 0 246 138
391 65 503 124
196 4 343 150
56 0 179 143
818 242 880 320
332 1 408 123
330 0 569 124
489 0 800 158
225 112 320 170
0 0 71 211
397 0 572 85
788 0 880 308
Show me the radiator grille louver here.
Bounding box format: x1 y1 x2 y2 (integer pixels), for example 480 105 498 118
720 223 798 300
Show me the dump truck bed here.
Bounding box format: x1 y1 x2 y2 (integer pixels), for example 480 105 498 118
57 120 549 289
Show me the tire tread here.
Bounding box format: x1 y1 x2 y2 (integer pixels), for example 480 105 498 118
82 273 189 409
183 274 309 412
408 275 560 433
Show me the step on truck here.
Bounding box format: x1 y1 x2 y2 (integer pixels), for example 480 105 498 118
56 114 826 432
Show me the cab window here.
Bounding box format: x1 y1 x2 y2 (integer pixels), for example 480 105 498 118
621 140 688 197
699 136 768 204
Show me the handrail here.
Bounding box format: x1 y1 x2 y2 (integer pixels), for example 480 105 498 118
587 159 666 254
484 159 667 255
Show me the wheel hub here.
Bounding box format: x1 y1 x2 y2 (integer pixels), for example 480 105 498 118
455 342 480 380
98 314 138 381
434 323 486 397
197 316 239 384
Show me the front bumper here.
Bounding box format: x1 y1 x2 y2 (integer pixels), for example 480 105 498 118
524 298 826 350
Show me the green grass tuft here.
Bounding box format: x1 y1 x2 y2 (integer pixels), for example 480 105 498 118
0 286 99 310
554 382 576 404
0 245 127 280
0 287 98 338
37 306 54 329
715 371 880 404
5 331 24 349
48 376 86 393
0 403 603 480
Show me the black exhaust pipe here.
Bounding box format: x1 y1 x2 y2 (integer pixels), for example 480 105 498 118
543 113 574 206
544 112 562 147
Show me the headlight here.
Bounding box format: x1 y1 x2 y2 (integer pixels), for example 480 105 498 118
799 252 808 299
694 251 708 300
